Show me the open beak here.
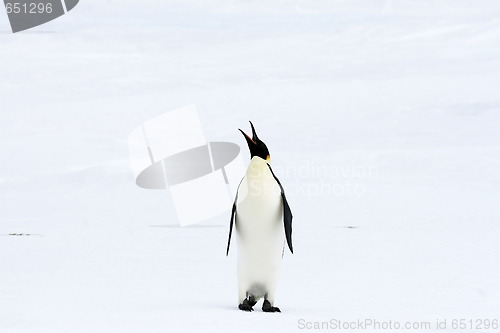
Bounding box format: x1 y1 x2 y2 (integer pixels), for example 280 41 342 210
239 129 256 146
249 121 259 142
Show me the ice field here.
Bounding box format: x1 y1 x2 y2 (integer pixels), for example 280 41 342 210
1 1 499 332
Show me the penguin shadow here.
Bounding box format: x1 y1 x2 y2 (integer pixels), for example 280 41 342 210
214 304 282 313
217 303 303 314
149 225 224 228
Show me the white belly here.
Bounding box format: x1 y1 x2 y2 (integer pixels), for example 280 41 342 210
235 157 284 304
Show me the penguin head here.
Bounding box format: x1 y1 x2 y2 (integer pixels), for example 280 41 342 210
239 121 270 162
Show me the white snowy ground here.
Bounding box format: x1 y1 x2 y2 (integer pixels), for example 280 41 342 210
1 1 499 332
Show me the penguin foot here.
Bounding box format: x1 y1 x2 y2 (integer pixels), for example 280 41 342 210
262 300 281 313
238 297 256 312
238 303 254 311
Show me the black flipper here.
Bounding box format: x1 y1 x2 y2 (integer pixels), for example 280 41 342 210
267 164 293 254
226 198 237 256
226 178 244 256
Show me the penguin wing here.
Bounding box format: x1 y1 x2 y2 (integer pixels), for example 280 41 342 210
226 178 243 256
226 196 237 256
267 164 293 254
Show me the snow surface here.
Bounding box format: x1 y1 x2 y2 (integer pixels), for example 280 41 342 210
1 1 499 332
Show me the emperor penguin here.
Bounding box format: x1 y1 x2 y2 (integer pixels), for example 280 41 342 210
226 121 293 312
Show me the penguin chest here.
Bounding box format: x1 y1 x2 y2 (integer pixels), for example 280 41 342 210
235 170 284 265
